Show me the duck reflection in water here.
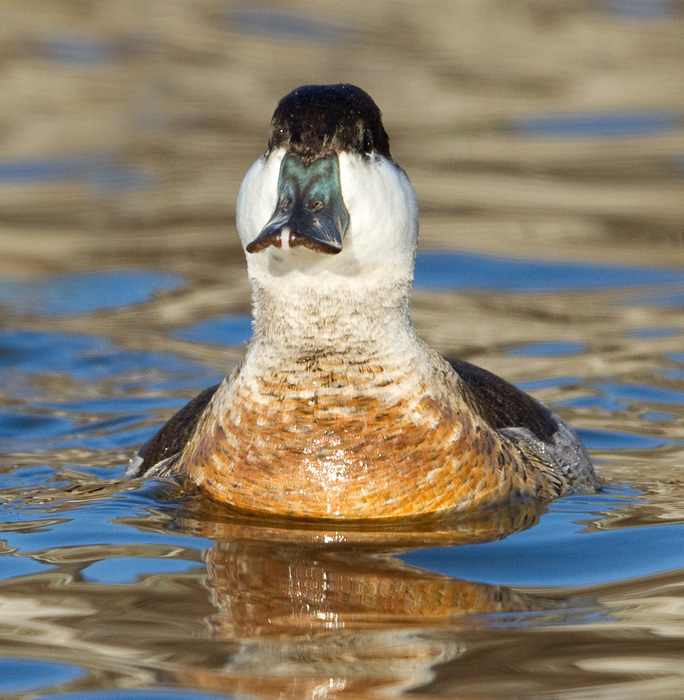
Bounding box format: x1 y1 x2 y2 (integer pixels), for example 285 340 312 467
154 498 590 699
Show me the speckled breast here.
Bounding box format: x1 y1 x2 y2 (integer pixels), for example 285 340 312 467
178 363 554 519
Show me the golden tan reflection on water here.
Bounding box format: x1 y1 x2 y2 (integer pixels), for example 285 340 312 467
0 490 562 699
176 504 551 698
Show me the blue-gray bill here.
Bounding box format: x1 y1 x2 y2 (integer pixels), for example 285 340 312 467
246 153 350 255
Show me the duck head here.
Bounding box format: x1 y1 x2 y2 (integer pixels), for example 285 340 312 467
236 84 419 297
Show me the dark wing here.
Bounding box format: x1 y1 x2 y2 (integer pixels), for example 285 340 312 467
128 384 220 477
447 358 557 444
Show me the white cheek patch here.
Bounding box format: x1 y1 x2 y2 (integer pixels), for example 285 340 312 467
338 153 419 268
236 150 285 250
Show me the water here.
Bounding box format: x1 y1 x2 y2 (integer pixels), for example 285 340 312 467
1 1 684 698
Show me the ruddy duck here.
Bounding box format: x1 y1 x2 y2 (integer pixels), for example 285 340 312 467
129 83 596 519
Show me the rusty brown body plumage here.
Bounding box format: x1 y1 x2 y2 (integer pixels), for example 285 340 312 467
179 347 564 519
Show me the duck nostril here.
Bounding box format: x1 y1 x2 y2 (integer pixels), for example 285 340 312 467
308 199 324 212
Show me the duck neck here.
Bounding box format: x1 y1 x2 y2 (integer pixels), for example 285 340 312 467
246 277 424 370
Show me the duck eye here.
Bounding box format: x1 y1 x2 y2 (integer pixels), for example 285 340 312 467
362 129 373 154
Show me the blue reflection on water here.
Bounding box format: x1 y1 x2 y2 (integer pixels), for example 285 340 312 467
82 557 203 584
555 380 684 419
174 315 253 346
559 396 630 413
512 110 681 139
594 381 684 405
627 326 680 339
578 427 676 450
0 329 204 383
0 658 83 693
0 153 152 191
0 464 70 490
0 270 184 316
34 34 114 65
509 342 586 357
517 376 583 392
601 0 678 19
0 328 222 453
400 490 683 588
0 556 52 578
0 411 76 442
226 5 349 43
641 411 676 421
413 251 684 292
0 482 211 552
